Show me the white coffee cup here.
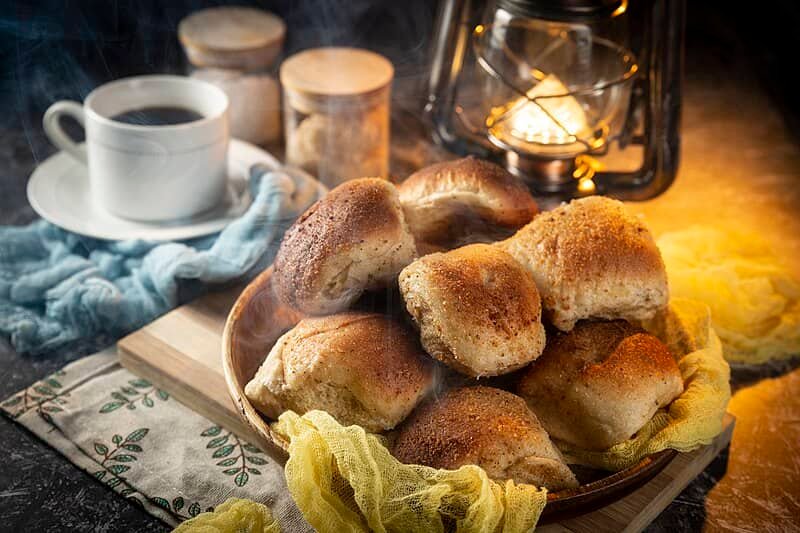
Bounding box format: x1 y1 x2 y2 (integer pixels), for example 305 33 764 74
43 75 230 222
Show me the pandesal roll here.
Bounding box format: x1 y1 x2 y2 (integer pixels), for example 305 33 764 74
399 243 546 377
393 386 578 490
517 320 684 450
244 312 435 432
499 196 668 331
273 178 416 315
398 156 539 248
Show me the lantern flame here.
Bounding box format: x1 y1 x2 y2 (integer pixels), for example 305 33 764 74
495 74 589 146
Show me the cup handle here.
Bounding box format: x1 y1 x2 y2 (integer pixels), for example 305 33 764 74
43 100 87 164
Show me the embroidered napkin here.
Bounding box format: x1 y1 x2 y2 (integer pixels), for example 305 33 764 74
0 347 311 531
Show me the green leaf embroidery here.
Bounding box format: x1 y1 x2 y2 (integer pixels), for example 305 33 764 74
201 429 264 487
100 401 124 413
111 455 137 463
206 435 229 448
126 428 149 442
94 470 106 480
201 426 222 437
212 444 235 458
91 427 148 486
6 370 72 419
1 396 22 408
242 444 262 454
108 464 130 475
33 385 54 396
148 495 206 521
151 497 171 510
130 379 151 389
99 383 167 413
234 471 249 487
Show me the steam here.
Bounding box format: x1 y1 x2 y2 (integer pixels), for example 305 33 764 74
1 0 436 166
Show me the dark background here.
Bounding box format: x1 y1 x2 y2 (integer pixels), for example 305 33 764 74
0 1 798 531
2 0 799 204
2 0 800 158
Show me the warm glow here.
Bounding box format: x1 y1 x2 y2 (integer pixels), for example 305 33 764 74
577 177 596 194
491 74 588 146
574 155 601 194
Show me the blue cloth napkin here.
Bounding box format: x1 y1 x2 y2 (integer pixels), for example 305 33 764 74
0 165 326 355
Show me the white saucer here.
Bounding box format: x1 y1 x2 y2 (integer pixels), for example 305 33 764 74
27 139 280 241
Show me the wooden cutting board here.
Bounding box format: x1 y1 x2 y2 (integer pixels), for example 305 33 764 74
118 288 734 532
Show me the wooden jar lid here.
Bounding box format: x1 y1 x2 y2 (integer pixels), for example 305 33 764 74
280 47 394 102
179 7 286 70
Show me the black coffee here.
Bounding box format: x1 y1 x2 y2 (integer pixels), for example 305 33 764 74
110 106 204 126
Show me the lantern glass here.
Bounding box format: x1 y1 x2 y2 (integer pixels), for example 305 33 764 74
457 16 637 159
427 0 685 200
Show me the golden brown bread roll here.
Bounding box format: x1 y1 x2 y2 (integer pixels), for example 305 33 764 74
273 178 416 315
517 320 684 450
398 156 539 247
398 243 546 377
244 312 435 432
499 196 668 331
393 386 578 490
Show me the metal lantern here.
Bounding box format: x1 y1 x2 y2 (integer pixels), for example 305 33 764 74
426 0 685 199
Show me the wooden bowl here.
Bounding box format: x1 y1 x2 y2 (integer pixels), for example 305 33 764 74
222 267 676 522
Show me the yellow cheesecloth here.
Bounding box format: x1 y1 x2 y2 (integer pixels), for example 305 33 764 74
272 410 548 533
657 226 800 364
175 299 729 532
173 498 280 533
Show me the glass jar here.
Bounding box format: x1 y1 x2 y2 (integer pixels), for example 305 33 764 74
280 47 393 188
179 6 285 146
188 67 282 146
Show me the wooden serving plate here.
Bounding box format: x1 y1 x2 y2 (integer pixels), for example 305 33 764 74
222 266 299 457
221 266 679 522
